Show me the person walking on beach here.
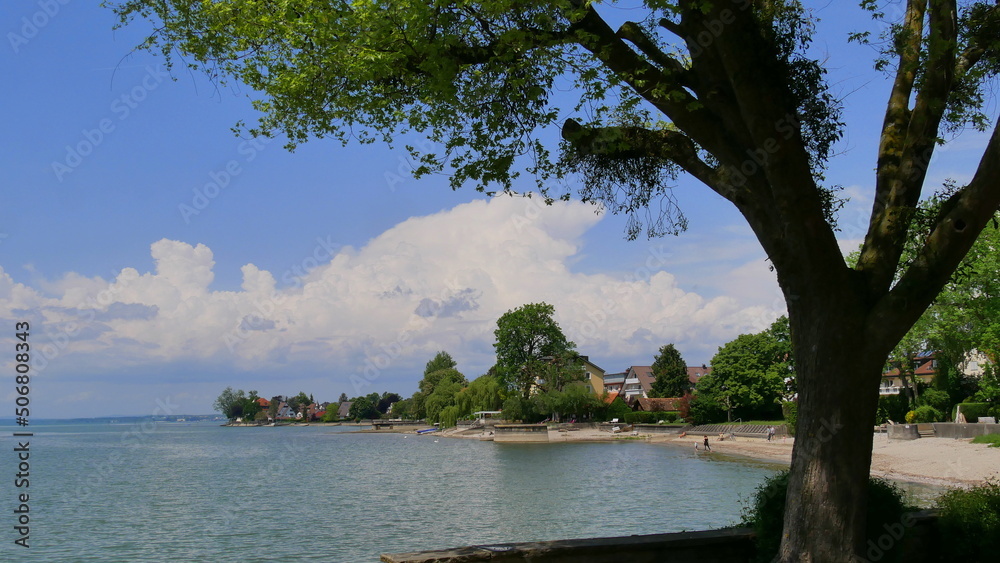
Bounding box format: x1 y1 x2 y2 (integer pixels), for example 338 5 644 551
767 426 774 441
703 437 711 451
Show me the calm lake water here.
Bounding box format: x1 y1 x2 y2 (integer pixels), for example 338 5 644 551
0 422 935 562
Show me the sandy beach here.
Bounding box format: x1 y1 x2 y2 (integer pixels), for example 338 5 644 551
441 426 1000 487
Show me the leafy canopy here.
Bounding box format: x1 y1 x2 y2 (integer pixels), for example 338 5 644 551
649 343 688 398
493 302 575 399
107 0 852 239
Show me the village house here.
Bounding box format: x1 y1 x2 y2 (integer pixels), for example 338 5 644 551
580 356 607 396
633 397 683 413
603 372 626 395
880 350 990 396
880 351 938 395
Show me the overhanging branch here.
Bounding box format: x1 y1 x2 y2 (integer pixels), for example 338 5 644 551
561 118 726 199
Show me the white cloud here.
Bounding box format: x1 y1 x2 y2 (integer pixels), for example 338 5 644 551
2 196 785 407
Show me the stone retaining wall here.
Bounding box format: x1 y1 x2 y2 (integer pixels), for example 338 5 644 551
931 422 1000 439
888 424 920 440
494 424 549 443
382 510 941 563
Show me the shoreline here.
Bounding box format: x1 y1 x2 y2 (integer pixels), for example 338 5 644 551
232 421 999 488
437 425 1000 488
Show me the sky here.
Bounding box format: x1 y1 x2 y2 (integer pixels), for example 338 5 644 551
1 1 993 418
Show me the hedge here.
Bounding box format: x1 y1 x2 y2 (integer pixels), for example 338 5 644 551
623 411 656 424
954 402 991 422
781 401 798 436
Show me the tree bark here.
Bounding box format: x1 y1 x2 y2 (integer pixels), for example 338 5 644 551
777 282 892 562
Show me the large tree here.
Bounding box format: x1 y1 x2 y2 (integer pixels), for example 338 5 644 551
111 1 1000 559
213 386 246 420
698 328 789 421
649 343 689 398
493 302 576 399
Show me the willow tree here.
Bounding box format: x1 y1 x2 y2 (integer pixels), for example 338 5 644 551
110 0 1000 560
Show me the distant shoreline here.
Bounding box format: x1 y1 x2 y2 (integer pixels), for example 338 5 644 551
221 420 1000 488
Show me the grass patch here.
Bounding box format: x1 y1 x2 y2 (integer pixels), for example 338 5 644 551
971 433 1000 447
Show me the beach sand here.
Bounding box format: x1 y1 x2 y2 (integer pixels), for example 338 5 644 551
442 426 1000 487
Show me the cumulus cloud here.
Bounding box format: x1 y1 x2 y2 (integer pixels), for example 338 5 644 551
1 196 785 401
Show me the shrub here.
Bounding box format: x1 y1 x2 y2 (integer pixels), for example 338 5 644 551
655 411 679 423
677 394 692 422
600 397 631 422
624 411 656 424
905 410 917 423
878 394 910 424
741 472 912 563
911 405 942 423
954 402 990 422
689 396 726 425
935 480 1000 559
781 401 797 436
918 388 950 414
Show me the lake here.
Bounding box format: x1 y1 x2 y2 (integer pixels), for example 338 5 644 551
0 421 918 562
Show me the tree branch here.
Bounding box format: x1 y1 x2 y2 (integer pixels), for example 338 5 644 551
867 122 1000 351
859 0 945 295
569 3 735 164
616 21 691 85
561 118 729 199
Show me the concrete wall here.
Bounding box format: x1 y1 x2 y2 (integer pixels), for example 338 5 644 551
494 424 549 443
382 511 941 563
632 424 687 434
932 422 1000 439
382 527 756 563
888 424 920 440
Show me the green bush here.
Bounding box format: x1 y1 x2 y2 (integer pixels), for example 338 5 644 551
878 394 910 424
690 396 726 425
935 481 1000 559
652 411 679 423
741 472 912 563
911 405 943 423
781 401 797 436
954 402 990 422
601 397 631 422
623 411 656 424
918 388 950 414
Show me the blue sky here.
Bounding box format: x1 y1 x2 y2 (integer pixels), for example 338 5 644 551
1 2 992 418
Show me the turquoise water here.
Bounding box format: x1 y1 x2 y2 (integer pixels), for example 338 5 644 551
2 422 785 562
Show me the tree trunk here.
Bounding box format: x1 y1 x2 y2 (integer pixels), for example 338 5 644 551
778 297 888 562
